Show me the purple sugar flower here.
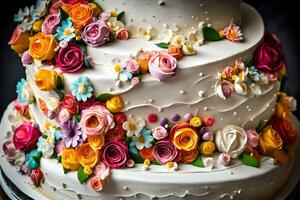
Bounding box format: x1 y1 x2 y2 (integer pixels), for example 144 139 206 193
61 121 87 148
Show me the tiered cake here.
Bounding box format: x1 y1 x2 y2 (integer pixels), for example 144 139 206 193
0 0 298 199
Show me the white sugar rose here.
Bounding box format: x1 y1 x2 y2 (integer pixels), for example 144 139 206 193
215 125 247 159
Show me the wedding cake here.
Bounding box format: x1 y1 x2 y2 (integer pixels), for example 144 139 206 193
0 0 298 199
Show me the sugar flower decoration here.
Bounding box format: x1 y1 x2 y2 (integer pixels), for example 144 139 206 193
223 23 243 42
37 135 55 158
112 58 133 81
14 0 49 31
139 26 153 41
122 116 146 137
187 22 204 47
16 78 34 105
171 35 186 48
130 128 154 150
107 17 125 32
165 162 178 172
248 66 260 82
55 18 76 42
61 120 87 148
71 76 94 101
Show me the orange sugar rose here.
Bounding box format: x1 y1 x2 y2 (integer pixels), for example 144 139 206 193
68 3 93 29
29 32 57 61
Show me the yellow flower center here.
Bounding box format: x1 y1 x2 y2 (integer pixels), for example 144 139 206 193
128 122 137 131
64 29 72 36
137 135 145 143
143 30 149 36
78 84 87 94
144 159 151 166
114 64 121 73
166 162 174 169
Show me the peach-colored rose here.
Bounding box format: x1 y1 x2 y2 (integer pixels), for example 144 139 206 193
80 105 115 136
117 28 129 40
168 44 183 60
89 175 103 191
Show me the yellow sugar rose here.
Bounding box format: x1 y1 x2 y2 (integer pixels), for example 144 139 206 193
76 143 99 169
106 96 124 113
88 134 105 150
199 141 215 157
275 92 290 118
170 123 199 151
29 32 57 60
88 2 102 17
259 126 283 156
62 149 80 171
10 32 30 54
32 19 44 32
34 69 63 91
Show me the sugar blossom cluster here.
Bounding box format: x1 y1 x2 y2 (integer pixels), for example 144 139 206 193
9 0 130 73
215 33 286 100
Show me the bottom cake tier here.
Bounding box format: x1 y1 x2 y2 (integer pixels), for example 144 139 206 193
0 102 299 200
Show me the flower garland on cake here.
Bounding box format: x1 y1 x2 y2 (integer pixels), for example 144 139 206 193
3 0 298 192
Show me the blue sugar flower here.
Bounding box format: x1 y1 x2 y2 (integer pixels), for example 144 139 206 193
248 66 260 82
16 78 28 105
71 76 94 102
55 18 76 42
26 149 40 170
130 128 154 150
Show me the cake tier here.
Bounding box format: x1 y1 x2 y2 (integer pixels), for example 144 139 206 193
97 0 242 39
0 103 298 200
26 3 274 132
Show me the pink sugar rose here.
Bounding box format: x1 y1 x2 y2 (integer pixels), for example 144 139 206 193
152 126 168 140
80 105 115 136
94 163 110 180
102 141 129 169
21 50 33 66
254 33 284 74
89 176 103 191
122 59 139 74
57 108 71 124
99 12 111 22
221 80 233 98
61 0 88 6
223 66 234 79
13 122 41 152
153 140 178 164
3 141 17 164
218 152 231 166
42 14 60 34
148 53 177 81
56 43 84 73
8 25 25 45
14 99 29 117
131 77 140 86
55 140 66 156
50 1 61 14
82 20 111 47
246 130 259 148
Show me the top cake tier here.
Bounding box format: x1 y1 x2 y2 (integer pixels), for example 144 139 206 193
97 0 242 39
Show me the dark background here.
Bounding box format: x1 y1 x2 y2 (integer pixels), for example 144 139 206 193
0 0 299 199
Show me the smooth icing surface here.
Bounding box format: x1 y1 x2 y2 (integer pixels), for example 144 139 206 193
0 103 298 200
96 0 242 39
